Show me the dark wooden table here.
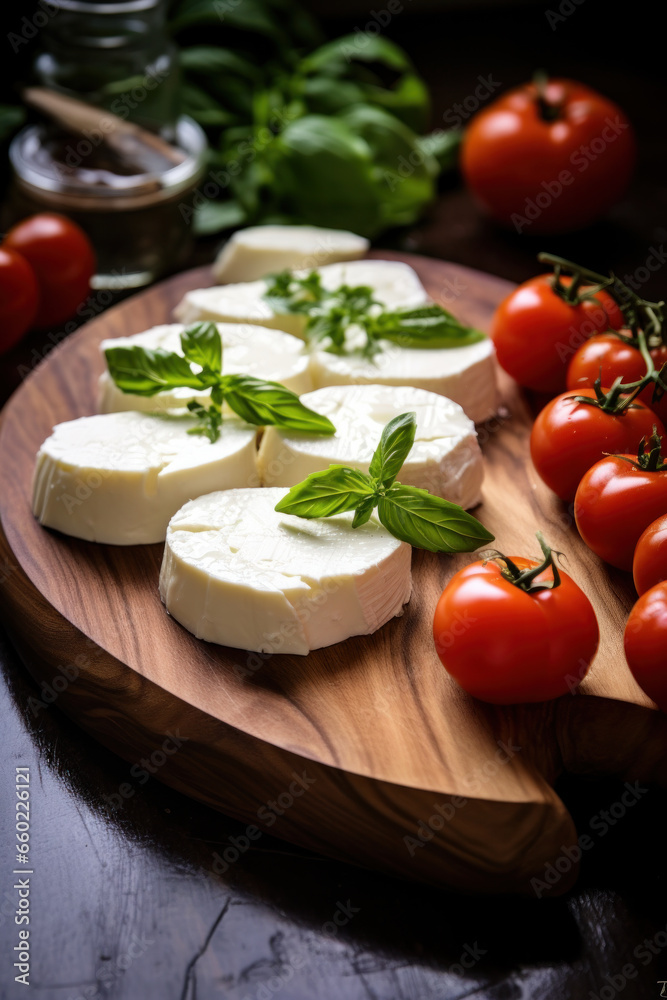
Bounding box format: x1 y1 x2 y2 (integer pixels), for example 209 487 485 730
2 2 667 997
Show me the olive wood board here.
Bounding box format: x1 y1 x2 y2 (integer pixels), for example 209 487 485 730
1 251 665 897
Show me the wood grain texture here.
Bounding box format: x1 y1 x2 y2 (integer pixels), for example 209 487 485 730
0 251 665 896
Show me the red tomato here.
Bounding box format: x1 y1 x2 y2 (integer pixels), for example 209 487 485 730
461 78 636 234
433 549 599 704
3 213 95 328
575 456 667 571
624 581 667 711
567 333 667 424
492 275 624 393
0 247 40 353
530 388 664 502
633 515 667 595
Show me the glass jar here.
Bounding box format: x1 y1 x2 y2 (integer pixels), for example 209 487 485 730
34 0 180 138
9 116 207 289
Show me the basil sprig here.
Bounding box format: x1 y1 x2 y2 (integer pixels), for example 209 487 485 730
275 412 494 553
105 322 335 443
264 271 485 358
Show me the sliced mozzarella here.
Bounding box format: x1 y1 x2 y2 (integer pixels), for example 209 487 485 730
32 411 258 545
99 322 312 414
159 487 412 655
309 337 499 425
212 225 369 283
258 384 483 508
173 259 429 337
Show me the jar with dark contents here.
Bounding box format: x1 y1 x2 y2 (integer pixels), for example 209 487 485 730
9 116 207 289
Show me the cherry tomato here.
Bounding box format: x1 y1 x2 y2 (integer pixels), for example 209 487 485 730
567 334 667 424
575 455 667 571
624 581 667 711
633 515 667 595
461 78 636 234
530 388 665 502
433 544 599 704
0 247 40 353
3 213 95 328
491 275 623 394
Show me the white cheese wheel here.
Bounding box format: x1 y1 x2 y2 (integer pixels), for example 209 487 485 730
258 384 484 508
212 225 369 283
32 411 258 545
159 487 412 655
309 337 499 425
173 260 429 338
99 322 312 414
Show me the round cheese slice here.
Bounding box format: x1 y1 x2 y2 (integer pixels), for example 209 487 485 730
309 337 499 425
32 411 258 545
212 225 369 283
99 322 312 414
257 384 484 509
173 259 429 338
159 487 412 655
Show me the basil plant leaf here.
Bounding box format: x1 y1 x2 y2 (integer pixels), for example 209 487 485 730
180 322 222 373
275 466 375 518
104 345 204 396
377 484 494 553
368 411 416 487
373 305 486 349
223 375 335 434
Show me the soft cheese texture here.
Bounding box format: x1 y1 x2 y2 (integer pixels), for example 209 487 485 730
99 322 312 413
212 225 369 283
258 384 484 508
159 487 412 654
309 337 499 424
32 411 257 545
173 260 429 337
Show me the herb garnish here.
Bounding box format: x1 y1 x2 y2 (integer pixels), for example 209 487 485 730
105 322 335 443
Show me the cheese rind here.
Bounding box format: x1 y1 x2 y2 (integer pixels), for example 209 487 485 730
258 384 484 508
212 225 369 283
309 337 499 425
99 323 312 414
159 487 412 654
32 411 258 545
173 260 429 337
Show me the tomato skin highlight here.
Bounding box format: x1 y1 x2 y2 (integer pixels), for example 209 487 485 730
633 515 667 596
567 334 667 424
491 276 622 394
433 557 599 704
624 581 667 711
461 78 636 234
0 247 40 353
4 213 96 328
530 389 664 502
575 457 667 571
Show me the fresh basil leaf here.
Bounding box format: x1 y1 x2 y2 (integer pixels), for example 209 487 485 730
104 346 204 396
369 412 416 487
372 305 486 349
275 466 374 518
223 375 335 434
264 270 326 314
377 484 494 553
180 323 222 374
351 496 376 528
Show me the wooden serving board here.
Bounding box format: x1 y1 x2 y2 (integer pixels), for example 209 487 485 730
1 252 665 897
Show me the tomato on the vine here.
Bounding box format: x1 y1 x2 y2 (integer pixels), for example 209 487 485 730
530 388 664 502
624 581 667 711
567 333 667 424
461 78 636 234
574 433 667 571
4 213 95 328
433 534 599 704
633 515 667 596
491 274 623 394
0 247 39 353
